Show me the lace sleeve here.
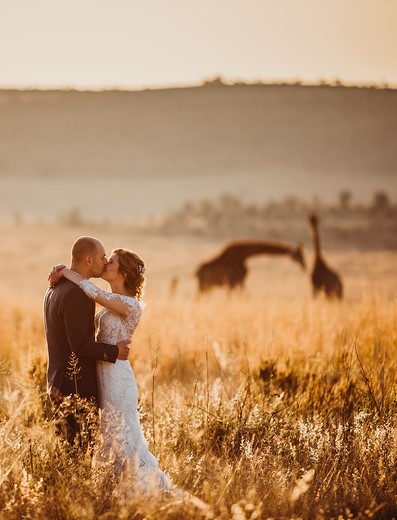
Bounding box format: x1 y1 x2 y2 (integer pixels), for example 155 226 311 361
79 279 118 302
123 296 146 317
80 280 145 319
119 296 145 333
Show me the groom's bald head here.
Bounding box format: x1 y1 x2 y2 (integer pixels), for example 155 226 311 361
71 236 103 263
71 236 107 278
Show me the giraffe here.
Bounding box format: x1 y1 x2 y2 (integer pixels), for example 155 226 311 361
307 212 343 299
195 240 306 293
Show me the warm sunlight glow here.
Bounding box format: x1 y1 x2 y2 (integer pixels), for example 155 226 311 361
0 0 396 89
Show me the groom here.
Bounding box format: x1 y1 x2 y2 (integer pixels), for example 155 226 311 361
44 236 130 444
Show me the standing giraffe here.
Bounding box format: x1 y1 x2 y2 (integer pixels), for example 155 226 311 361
307 213 343 299
196 240 306 293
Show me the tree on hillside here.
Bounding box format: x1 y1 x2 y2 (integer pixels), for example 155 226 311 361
339 190 352 210
372 191 390 212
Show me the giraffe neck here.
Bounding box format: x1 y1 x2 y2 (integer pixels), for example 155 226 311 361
311 225 321 258
224 241 293 261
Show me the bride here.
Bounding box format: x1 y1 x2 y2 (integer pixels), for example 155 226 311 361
50 248 172 495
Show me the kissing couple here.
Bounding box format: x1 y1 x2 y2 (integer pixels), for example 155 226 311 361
44 236 173 496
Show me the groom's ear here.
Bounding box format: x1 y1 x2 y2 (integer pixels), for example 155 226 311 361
84 255 93 267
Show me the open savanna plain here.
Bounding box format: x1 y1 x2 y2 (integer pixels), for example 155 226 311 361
1 221 397 519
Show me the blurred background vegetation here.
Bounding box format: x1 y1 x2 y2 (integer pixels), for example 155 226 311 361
51 190 397 251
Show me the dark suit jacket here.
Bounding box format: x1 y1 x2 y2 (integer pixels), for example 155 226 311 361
44 278 118 400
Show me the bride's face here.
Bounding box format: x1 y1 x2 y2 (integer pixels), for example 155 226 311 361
101 253 123 283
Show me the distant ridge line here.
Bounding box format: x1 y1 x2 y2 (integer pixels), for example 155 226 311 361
0 79 396 94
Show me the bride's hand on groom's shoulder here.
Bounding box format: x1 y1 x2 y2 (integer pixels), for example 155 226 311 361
48 264 66 287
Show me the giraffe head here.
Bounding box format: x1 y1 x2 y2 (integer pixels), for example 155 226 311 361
292 243 306 270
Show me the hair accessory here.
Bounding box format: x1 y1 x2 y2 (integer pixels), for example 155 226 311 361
138 264 145 275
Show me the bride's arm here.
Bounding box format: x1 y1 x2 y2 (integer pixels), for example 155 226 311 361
60 268 135 316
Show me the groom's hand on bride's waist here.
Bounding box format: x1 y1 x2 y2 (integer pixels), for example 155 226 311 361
117 340 131 360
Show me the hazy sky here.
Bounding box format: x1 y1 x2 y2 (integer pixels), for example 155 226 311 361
1 0 396 89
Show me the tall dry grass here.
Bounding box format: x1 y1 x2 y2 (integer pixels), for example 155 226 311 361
1 294 396 519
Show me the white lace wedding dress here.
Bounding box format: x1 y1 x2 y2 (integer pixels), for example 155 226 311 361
80 280 173 495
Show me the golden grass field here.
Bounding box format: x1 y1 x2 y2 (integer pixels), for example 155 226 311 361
1 221 397 519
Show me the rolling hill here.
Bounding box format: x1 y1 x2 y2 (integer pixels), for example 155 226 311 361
0 83 396 218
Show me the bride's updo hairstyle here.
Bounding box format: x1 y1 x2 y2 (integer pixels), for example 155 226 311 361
113 248 145 300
